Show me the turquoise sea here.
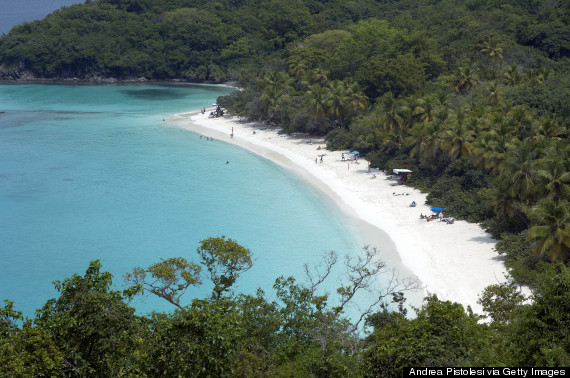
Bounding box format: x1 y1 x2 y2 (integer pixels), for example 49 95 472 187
0 83 379 318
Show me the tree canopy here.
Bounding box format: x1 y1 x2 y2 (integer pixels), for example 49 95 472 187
2 243 569 375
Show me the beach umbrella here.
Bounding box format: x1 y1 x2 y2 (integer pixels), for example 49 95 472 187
430 207 444 212
351 151 359 154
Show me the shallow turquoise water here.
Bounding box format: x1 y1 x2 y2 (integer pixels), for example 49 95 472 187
0 83 371 317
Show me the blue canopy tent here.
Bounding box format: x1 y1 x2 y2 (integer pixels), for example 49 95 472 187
430 207 444 212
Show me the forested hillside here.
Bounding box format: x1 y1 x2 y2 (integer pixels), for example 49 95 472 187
1 0 569 374
1 0 567 81
215 0 569 286
0 0 323 80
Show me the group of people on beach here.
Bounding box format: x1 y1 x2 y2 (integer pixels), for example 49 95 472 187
419 213 455 224
341 153 358 162
205 105 224 118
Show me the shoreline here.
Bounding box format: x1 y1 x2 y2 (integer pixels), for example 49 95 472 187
0 68 239 87
169 110 510 314
0 77 237 87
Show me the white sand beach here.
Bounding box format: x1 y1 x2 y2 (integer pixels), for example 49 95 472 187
169 110 510 314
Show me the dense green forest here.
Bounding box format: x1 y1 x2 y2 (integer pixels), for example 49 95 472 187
2 238 570 376
1 0 569 374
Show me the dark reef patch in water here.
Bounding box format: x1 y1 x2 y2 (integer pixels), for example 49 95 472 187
0 110 107 128
120 88 189 101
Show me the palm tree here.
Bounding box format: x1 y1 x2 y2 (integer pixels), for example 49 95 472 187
418 96 442 124
472 132 498 172
526 199 570 262
484 176 523 221
486 109 518 140
524 68 549 86
439 121 476 161
260 85 283 115
451 64 479 94
502 64 523 86
288 60 308 79
404 95 425 126
535 116 566 141
306 84 330 120
343 79 368 116
506 106 534 139
406 120 442 159
327 80 347 120
309 68 329 84
499 138 540 204
535 156 570 203
377 92 410 146
472 130 514 174
259 71 292 118
481 42 503 62
287 60 309 90
263 70 290 90
486 81 504 106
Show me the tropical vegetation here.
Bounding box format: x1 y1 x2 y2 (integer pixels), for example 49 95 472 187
1 239 570 375
0 0 569 374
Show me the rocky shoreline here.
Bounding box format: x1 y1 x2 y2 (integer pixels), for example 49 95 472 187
0 66 146 83
0 65 230 85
